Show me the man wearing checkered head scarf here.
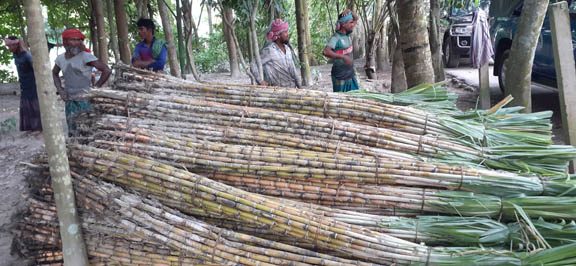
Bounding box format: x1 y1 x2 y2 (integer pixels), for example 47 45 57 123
5 36 42 135
250 19 301 88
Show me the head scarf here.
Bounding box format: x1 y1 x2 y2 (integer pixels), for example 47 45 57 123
62 29 86 40
62 29 92 53
335 12 354 31
4 38 27 53
267 19 289 41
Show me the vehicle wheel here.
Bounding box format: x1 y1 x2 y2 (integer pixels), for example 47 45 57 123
497 50 510 94
443 39 460 68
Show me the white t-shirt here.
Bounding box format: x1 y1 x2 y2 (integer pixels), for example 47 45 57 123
55 51 98 100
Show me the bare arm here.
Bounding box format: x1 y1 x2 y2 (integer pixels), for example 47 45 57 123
87 61 111 87
52 65 67 100
322 46 353 66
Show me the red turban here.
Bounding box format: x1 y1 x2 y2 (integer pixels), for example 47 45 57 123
62 29 86 40
267 19 289 41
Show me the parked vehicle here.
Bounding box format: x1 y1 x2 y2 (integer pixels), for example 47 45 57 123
442 1 490 68
490 0 576 92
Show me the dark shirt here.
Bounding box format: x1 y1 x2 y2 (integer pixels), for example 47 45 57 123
132 37 167 71
14 51 37 100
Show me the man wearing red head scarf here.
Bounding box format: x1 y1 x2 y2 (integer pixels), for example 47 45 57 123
52 28 111 136
250 19 301 88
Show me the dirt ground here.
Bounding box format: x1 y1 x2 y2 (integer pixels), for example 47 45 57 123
0 60 557 264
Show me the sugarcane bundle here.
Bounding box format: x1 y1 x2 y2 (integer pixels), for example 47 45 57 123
19 166 382 266
86 122 576 197
74 129 576 220
89 89 576 175
113 65 556 149
68 145 576 265
14 176 215 265
87 114 418 161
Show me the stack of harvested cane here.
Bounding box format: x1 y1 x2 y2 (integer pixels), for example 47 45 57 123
14 65 576 265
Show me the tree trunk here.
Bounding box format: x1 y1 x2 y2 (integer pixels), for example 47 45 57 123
295 0 312 86
106 0 120 62
176 0 187 76
207 4 213 35
92 0 109 64
89 16 99 58
429 0 445 82
505 0 549 112
247 30 254 62
389 1 406 92
115 0 132 64
391 33 407 92
219 3 256 82
376 21 388 70
147 0 154 19
158 0 181 78
397 0 435 88
222 7 240 78
181 0 201 80
136 0 149 18
23 0 90 264
88 0 99 58
249 0 264 82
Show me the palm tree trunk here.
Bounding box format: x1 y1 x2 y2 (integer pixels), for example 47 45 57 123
222 6 241 78
397 0 435 88
176 0 187 76
249 0 264 82
505 0 549 112
92 0 109 64
389 1 406 92
429 0 445 82
295 0 312 86
158 0 181 78
106 0 120 61
23 0 89 264
114 0 132 64
376 21 388 71
207 4 213 35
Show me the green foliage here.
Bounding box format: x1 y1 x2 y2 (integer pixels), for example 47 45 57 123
193 31 229 73
0 0 24 66
0 117 17 136
0 69 17 83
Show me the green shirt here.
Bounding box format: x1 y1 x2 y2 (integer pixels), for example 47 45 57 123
326 32 354 68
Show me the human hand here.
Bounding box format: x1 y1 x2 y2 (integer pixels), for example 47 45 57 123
59 90 69 101
259 81 268 86
343 56 353 66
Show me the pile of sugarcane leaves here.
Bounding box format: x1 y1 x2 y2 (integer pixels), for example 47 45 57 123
14 65 576 265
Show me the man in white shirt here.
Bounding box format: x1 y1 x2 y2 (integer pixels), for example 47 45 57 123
52 29 111 135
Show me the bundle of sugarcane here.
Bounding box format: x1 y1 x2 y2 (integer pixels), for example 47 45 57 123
19 166 381 266
85 122 576 198
86 114 576 196
89 89 576 175
79 131 576 221
14 176 215 265
202 213 576 251
68 145 576 265
86 114 418 161
113 65 556 149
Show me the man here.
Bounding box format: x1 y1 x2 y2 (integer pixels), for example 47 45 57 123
322 10 359 92
251 18 301 88
132 18 167 72
52 29 111 135
5 36 42 135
